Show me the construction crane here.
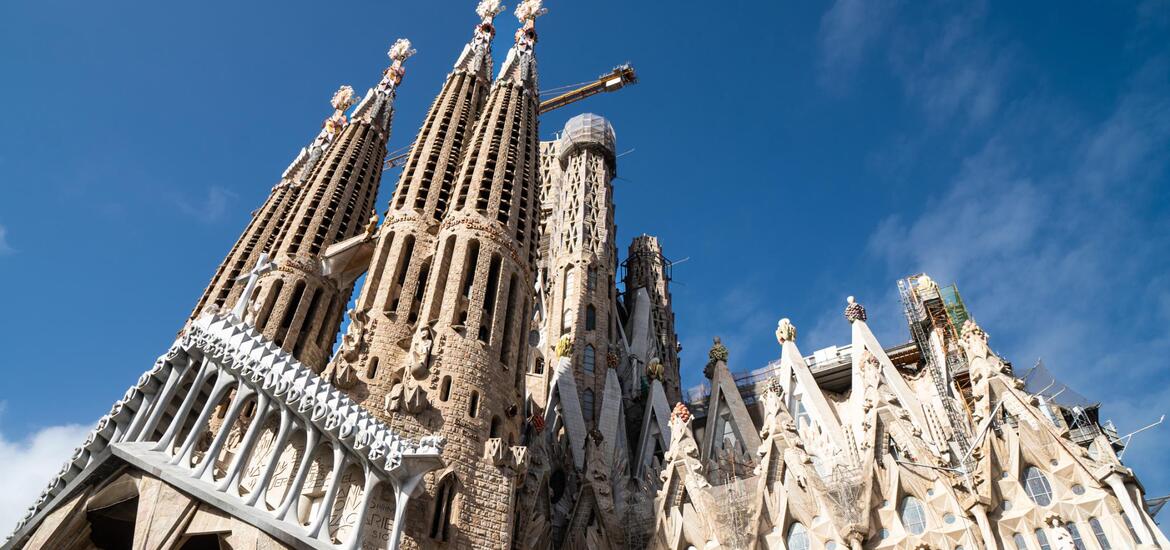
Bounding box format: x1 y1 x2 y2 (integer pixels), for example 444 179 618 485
383 64 637 169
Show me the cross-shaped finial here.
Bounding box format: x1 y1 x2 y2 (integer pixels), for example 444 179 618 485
232 253 276 320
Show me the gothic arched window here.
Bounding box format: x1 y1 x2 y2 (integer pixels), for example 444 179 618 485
786 522 810 550
900 496 927 535
586 305 597 331
1022 466 1053 506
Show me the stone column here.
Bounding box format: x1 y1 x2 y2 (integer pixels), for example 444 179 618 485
970 504 998 550
1106 473 1155 545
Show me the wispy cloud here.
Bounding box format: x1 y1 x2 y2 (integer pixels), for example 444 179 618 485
0 224 13 256
817 0 899 91
864 55 1170 495
0 419 93 535
172 185 237 223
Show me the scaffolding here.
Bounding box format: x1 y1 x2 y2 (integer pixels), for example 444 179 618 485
825 464 864 526
620 469 660 550
712 449 755 550
898 275 972 465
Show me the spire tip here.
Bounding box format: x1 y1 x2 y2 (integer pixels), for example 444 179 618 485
477 0 505 21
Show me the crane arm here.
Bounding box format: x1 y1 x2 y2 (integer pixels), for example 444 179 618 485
384 64 637 169
538 64 637 114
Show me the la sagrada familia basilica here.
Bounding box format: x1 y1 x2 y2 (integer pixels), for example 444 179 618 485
5 1 1167 549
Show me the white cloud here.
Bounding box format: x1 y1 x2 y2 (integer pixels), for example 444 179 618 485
0 224 14 255
817 0 899 91
173 185 237 223
0 421 93 535
863 56 1170 496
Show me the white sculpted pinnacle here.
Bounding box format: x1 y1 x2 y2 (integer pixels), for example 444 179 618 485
477 0 505 20
388 38 417 62
515 0 546 23
775 318 797 345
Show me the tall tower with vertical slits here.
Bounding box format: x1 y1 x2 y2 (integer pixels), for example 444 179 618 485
535 113 620 428
188 85 360 323
325 1 504 417
240 41 414 372
370 2 546 547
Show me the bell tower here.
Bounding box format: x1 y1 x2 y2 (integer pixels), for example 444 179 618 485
241 40 415 371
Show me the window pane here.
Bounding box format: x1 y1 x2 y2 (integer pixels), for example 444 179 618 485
786 522 809 550
1023 467 1053 506
1065 522 1086 550
900 496 927 535
584 345 595 373
1035 528 1051 550
1088 518 1110 550
1012 533 1028 550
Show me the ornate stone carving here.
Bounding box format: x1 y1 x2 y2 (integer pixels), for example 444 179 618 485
485 437 509 466
646 357 665 381
338 308 370 363
408 324 435 379
844 296 867 322
554 334 573 358
704 337 728 379
775 318 797 345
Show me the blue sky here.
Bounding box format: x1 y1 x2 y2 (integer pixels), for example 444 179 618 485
2 0 1169 529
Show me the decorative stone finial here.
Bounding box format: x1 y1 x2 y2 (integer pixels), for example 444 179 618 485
704 337 729 379
477 0 506 21
671 402 691 424
554 334 573 358
606 350 620 369
331 85 358 112
916 274 939 294
766 376 783 397
775 318 797 345
646 357 664 381
844 296 867 323
323 86 358 136
514 0 546 45
377 39 416 93
515 0 546 24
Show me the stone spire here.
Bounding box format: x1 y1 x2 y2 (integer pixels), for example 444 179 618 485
529 113 621 432
188 85 359 322
235 39 413 371
327 2 505 414
379 3 547 546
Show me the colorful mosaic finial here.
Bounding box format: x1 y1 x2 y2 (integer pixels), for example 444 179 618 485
671 402 691 424
378 38 416 93
844 296 867 323
514 0 546 45
323 85 357 135
477 0 506 22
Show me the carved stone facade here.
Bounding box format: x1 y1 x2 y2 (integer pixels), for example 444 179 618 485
8 3 1168 550
652 295 1170 550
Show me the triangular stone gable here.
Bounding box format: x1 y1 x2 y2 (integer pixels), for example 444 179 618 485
699 360 762 467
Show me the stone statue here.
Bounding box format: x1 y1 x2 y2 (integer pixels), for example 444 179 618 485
364 212 379 237
408 324 435 379
339 308 369 363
